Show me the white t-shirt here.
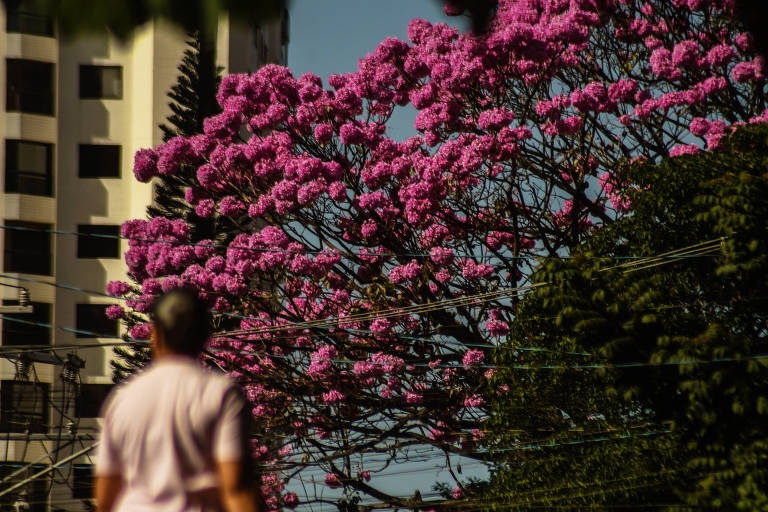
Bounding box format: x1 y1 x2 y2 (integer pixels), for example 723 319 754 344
96 356 248 512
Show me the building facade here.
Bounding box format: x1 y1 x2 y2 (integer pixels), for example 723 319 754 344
0 2 287 509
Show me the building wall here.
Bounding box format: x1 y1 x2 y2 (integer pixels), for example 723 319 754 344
0 4 288 509
0 6 59 389
55 24 170 382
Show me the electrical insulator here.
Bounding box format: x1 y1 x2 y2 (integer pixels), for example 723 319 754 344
62 353 85 383
14 359 31 381
13 498 30 512
18 288 30 307
62 365 78 383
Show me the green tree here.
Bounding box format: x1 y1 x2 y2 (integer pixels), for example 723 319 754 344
482 124 768 510
159 32 221 141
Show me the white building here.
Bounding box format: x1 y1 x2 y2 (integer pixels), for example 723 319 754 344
0 2 287 508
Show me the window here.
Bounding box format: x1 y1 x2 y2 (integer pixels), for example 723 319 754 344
3 221 52 275
77 224 120 258
1 301 51 346
79 65 122 99
0 380 49 433
75 383 112 418
72 464 94 499
6 59 55 115
75 304 117 338
5 140 54 196
6 1 54 37
78 144 120 178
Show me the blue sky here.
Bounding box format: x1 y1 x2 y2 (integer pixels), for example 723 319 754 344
282 2 485 505
287 0 469 141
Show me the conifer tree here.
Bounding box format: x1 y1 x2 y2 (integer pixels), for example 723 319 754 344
150 31 221 240
111 31 221 381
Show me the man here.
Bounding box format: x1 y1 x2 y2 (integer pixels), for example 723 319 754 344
95 289 263 512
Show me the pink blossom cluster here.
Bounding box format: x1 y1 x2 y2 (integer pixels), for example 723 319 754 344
114 0 767 504
462 350 485 368
599 173 633 213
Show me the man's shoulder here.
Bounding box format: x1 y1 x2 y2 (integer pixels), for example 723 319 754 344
101 366 154 409
151 359 239 397
195 366 241 395
105 360 237 403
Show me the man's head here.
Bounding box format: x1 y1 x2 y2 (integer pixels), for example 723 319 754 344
150 289 210 356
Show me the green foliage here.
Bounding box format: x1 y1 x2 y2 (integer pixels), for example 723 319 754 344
483 124 768 510
111 341 152 382
3 0 284 41
159 33 220 141
150 31 222 242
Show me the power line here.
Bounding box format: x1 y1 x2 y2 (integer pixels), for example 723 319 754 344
0 313 141 341
0 426 693 510
222 283 544 337
0 238 726 341
0 341 145 358
0 270 548 352
217 238 726 336
2 311 763 371
0 223 726 261
210 340 768 371
0 265 541 327
0 431 671 501
0 271 129 302
0 308 577 358
0 272 566 354
0 280 25 290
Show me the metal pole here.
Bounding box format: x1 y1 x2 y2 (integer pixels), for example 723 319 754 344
0 442 98 497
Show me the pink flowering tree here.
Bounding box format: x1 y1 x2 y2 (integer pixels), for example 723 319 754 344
107 0 767 508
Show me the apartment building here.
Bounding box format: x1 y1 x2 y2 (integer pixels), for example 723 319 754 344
0 2 288 509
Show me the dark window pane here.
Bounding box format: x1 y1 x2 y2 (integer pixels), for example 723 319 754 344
79 65 122 99
6 59 54 115
73 464 94 499
281 9 290 65
75 304 117 338
75 384 112 418
6 1 54 36
3 221 52 275
0 380 49 434
1 301 51 346
282 8 290 44
78 144 120 178
77 224 120 258
5 140 54 196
